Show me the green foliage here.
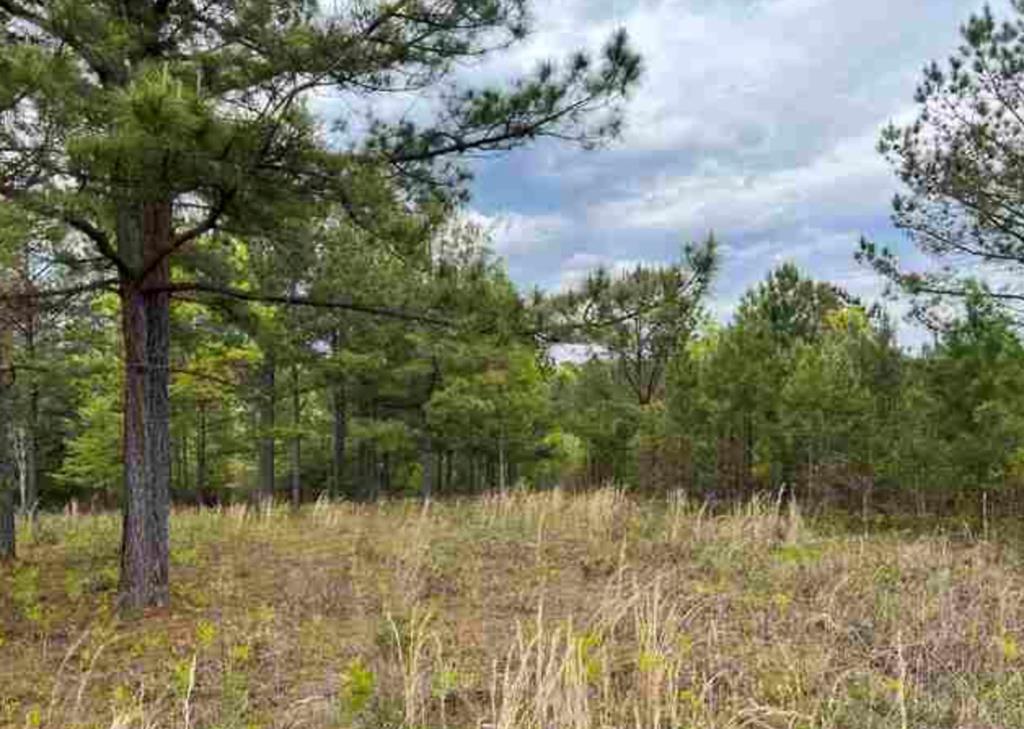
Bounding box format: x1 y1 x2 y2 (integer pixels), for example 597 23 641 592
7 0 1024 530
12 565 41 623
548 238 717 406
861 2 1024 323
337 657 377 724
0 0 643 523
55 392 122 498
552 358 641 484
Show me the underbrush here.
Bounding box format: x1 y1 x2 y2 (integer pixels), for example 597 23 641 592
2 490 1023 728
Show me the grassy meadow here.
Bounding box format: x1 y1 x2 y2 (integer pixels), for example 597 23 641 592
2 490 1024 729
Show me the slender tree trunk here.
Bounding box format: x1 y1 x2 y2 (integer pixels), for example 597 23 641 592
172 435 181 493
331 385 347 499
0 328 15 561
419 438 434 503
0 488 13 561
258 353 276 501
196 403 208 505
118 200 173 610
290 362 301 509
23 332 38 531
356 442 366 500
14 428 26 513
498 429 507 495
182 434 190 494
329 330 347 500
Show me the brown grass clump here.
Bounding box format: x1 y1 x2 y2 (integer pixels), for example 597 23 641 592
2 489 1024 728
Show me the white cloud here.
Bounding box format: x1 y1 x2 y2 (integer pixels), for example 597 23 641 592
586 123 890 240
466 209 571 256
556 252 660 291
309 0 1018 344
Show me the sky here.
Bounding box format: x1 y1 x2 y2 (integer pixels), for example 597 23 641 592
463 0 1015 342
318 0 1011 345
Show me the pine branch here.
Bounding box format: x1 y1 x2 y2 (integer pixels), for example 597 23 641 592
156 281 452 326
140 191 236 280
0 279 118 301
62 215 132 279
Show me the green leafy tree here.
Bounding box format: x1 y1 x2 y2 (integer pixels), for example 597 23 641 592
780 309 876 501
427 344 549 493
551 358 640 485
925 293 1024 492
669 264 854 493
54 293 124 503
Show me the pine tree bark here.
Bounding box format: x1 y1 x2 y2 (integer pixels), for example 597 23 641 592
258 353 276 501
331 386 347 499
356 442 366 499
329 330 348 500
0 328 15 562
118 199 172 610
180 434 190 494
196 403 208 505
22 331 38 530
419 438 434 503
289 362 301 509
0 489 13 561
498 429 507 495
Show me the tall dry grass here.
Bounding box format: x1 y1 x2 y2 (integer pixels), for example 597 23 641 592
1 489 1023 728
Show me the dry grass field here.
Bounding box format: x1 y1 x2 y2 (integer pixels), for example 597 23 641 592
2 490 1024 729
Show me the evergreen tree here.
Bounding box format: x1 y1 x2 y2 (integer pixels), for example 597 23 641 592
0 0 641 607
549 238 717 406
861 2 1024 320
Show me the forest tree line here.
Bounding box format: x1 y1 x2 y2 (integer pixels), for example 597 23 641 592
4 0 1024 611
4 227 1024 519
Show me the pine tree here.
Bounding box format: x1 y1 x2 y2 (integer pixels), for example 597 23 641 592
0 0 641 608
860 3 1024 318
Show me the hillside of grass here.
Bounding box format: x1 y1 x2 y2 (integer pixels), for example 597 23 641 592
2 491 1024 729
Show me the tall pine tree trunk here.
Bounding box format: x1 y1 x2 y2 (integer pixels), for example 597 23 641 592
22 330 38 530
196 403 208 505
0 488 13 561
0 328 15 561
498 428 507 495
331 386 347 499
182 434 190 493
419 438 434 503
258 353 276 501
118 199 173 610
289 362 301 509
120 273 148 603
329 330 347 500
